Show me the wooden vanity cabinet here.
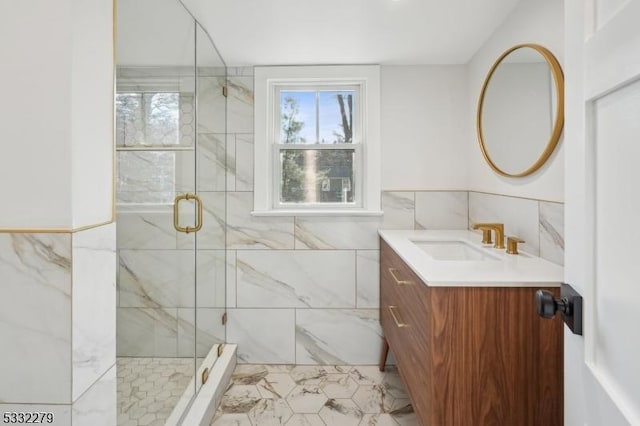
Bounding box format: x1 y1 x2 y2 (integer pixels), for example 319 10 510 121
380 239 563 426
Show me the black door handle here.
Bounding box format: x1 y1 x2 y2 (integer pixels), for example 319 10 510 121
535 283 583 335
535 290 571 318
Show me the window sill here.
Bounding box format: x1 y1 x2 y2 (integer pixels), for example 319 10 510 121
251 209 384 217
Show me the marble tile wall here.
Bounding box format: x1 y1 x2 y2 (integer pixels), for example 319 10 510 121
115 67 235 359
467 191 565 265
227 189 564 364
219 65 563 364
227 189 472 365
0 233 72 403
114 65 565 367
72 365 117 426
224 66 376 364
72 224 117 400
2 365 117 426
0 223 117 424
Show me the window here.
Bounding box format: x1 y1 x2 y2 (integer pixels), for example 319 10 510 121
115 87 195 205
277 86 358 206
254 66 381 216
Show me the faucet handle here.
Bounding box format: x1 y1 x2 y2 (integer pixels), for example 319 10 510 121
506 236 525 255
477 228 493 244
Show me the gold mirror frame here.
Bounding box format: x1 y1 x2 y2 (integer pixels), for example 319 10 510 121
477 43 565 177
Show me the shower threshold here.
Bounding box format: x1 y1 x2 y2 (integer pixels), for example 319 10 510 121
117 344 236 426
167 344 237 426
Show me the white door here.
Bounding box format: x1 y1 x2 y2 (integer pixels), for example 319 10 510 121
565 0 640 424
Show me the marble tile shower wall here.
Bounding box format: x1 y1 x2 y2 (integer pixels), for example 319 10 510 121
116 66 252 358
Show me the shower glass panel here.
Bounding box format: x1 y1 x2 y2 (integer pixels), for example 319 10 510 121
115 0 227 423
193 22 227 396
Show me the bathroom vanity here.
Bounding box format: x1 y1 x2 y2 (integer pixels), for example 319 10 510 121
379 230 563 426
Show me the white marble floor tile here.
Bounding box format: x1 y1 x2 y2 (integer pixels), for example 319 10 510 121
211 413 253 426
391 408 417 426
264 364 296 373
116 357 193 426
285 413 325 426
248 398 293 425
319 399 364 426
211 365 416 426
321 374 360 399
219 385 262 414
285 385 328 413
348 366 387 385
359 413 399 426
289 366 331 385
381 374 409 400
231 365 270 385
257 373 296 399
352 385 393 414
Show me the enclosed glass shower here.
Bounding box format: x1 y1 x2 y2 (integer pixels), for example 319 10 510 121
115 0 227 423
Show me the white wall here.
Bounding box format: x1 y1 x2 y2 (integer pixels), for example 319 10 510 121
381 65 468 191
0 0 113 229
116 0 195 67
0 1 73 228
467 0 565 202
71 0 114 227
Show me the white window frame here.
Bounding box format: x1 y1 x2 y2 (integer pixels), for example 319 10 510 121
253 65 381 216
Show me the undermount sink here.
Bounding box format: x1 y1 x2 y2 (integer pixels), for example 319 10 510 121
410 239 501 261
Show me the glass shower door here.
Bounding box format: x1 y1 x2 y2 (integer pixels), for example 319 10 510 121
116 1 228 423
115 0 200 422
192 21 228 396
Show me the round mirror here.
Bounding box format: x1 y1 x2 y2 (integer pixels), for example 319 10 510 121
477 44 564 177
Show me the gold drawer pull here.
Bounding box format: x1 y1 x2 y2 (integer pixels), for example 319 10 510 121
388 268 414 286
388 305 410 328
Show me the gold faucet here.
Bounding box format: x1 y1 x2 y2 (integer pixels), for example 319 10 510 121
472 223 505 249
506 236 525 255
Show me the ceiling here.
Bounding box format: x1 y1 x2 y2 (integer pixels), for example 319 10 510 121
180 0 522 66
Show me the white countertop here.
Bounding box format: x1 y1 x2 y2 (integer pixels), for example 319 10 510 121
379 230 563 287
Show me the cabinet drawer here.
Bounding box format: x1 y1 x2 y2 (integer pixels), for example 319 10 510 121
380 266 428 344
381 240 429 341
380 240 431 424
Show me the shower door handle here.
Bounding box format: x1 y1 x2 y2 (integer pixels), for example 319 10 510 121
173 193 203 234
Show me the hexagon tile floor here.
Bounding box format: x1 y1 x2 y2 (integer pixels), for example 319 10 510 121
211 364 418 426
117 357 194 426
